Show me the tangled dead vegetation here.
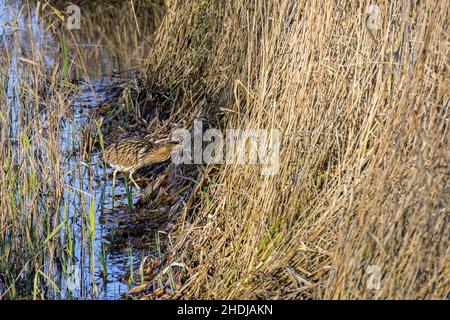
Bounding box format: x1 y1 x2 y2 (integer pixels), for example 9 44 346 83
100 0 449 300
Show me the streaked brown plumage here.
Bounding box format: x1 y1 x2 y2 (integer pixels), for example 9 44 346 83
103 137 179 191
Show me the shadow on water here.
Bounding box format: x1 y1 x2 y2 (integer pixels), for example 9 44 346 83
0 0 164 299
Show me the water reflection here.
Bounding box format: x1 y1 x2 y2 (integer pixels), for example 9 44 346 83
47 0 164 77
0 0 163 299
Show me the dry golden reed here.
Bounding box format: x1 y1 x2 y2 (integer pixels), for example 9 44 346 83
142 0 449 299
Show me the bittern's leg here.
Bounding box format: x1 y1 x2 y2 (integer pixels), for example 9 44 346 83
111 168 118 206
112 168 118 191
129 170 140 191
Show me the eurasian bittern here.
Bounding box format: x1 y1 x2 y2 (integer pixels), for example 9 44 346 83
103 136 180 191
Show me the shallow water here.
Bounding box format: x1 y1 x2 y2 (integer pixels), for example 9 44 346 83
0 0 156 299
59 80 141 299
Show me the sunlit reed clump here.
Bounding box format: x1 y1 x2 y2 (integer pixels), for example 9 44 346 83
136 0 449 299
